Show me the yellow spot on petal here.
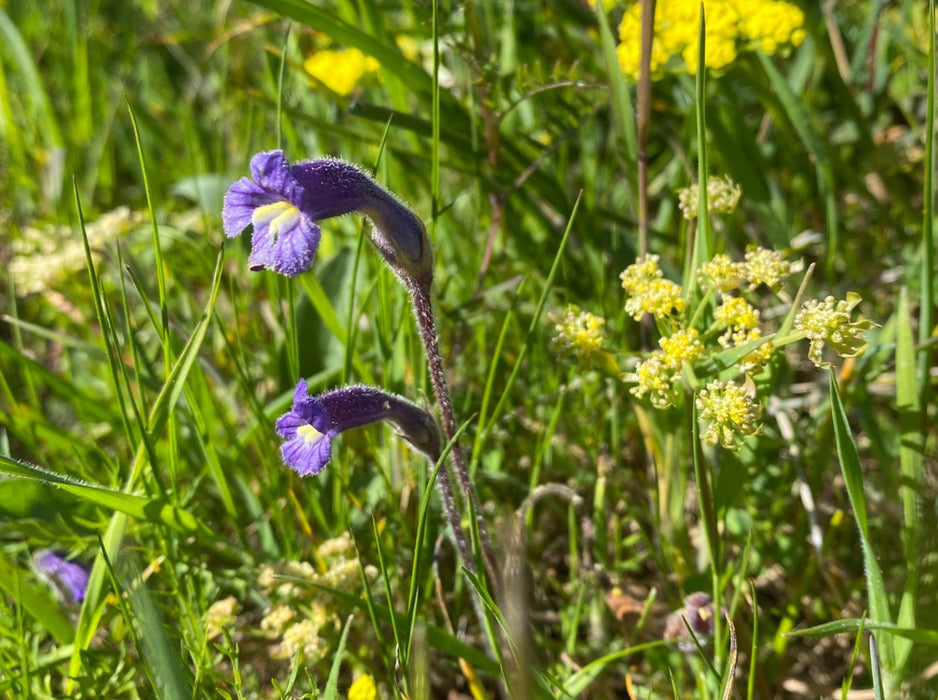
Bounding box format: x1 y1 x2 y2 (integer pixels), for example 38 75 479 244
253 201 300 239
297 423 324 443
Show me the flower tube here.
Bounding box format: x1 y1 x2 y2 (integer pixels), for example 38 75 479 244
276 380 441 477
223 150 433 286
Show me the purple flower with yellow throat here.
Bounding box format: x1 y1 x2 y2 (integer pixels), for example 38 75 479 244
276 380 441 477
223 150 433 285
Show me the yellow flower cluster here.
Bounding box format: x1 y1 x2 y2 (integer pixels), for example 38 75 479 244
204 596 240 640
677 175 741 220
620 254 686 321
254 533 378 665
304 47 379 96
698 245 792 292
550 304 606 361
794 293 875 367
11 206 145 295
616 0 806 78
631 328 702 408
695 379 762 449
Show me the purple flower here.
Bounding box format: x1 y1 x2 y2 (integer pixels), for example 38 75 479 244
223 150 433 285
33 549 90 604
275 380 441 477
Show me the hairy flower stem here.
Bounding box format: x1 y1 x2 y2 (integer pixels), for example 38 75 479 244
408 278 499 586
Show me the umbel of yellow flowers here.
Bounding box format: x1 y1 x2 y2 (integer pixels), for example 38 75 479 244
616 0 806 78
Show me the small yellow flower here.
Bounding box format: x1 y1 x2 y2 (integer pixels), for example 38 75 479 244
698 253 744 292
740 246 791 289
794 293 875 367
630 352 681 409
348 674 378 700
714 295 759 331
659 328 703 363
205 596 240 640
260 604 296 634
550 305 606 361
621 255 685 320
276 619 325 661
732 327 775 373
695 379 762 449
678 175 742 220
304 48 379 96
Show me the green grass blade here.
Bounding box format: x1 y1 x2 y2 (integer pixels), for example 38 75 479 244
828 372 895 678
593 1 637 161
0 456 211 536
242 0 430 89
298 274 375 383
485 194 582 434
920 0 936 414
694 4 711 270
756 50 838 275
322 615 355 700
895 287 921 669
788 618 938 646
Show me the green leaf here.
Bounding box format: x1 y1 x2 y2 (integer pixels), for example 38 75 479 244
828 372 895 674
0 456 211 536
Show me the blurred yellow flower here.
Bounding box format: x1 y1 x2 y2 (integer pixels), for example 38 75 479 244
550 304 606 361
304 48 379 96
616 0 805 78
348 674 377 700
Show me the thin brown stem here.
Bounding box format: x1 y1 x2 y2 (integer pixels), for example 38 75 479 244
408 277 499 586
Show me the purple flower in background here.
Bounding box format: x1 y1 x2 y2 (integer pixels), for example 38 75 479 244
276 380 441 477
33 549 90 604
223 150 433 285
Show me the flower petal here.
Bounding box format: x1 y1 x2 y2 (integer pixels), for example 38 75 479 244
281 429 332 476
247 201 321 277
222 176 277 238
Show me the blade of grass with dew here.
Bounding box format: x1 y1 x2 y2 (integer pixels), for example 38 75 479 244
404 419 475 665
0 456 212 537
0 550 74 645
127 99 182 489
484 194 581 436
828 371 895 689
894 287 921 672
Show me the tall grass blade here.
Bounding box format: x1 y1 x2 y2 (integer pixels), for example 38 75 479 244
894 287 921 671
828 372 895 687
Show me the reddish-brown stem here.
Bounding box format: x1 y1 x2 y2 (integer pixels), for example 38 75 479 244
408 278 499 586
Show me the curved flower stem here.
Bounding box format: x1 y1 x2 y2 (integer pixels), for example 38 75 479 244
408 277 499 587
